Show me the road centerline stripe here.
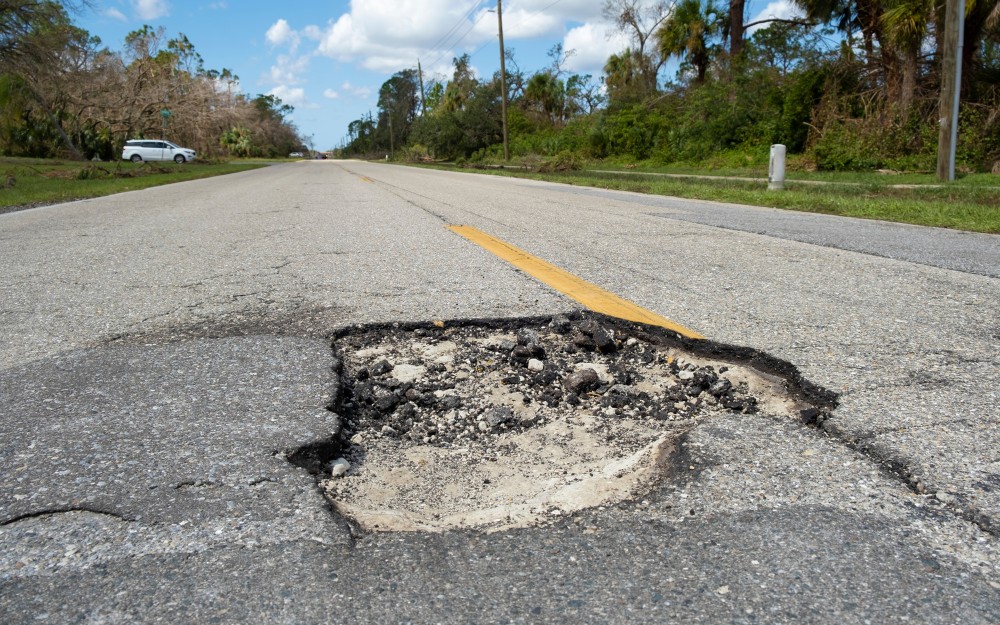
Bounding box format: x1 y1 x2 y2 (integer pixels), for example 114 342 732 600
448 225 704 340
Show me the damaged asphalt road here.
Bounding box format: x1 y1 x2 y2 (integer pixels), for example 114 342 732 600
2 161 999 623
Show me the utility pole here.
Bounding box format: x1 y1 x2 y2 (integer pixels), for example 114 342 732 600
497 0 509 161
936 0 964 181
418 59 428 117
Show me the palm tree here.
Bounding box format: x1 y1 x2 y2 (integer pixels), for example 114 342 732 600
603 49 646 104
963 0 1000 90
657 0 723 84
881 0 934 114
525 72 565 125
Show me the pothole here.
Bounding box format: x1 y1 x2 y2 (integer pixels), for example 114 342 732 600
315 313 832 533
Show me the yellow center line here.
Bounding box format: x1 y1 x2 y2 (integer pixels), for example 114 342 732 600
448 225 704 340
359 176 374 183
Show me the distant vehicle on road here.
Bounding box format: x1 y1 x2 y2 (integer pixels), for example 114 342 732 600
122 140 196 164
289 152 304 158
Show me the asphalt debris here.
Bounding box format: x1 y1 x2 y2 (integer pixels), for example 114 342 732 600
335 315 759 449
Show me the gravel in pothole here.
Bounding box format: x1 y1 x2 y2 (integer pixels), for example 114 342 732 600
320 314 811 533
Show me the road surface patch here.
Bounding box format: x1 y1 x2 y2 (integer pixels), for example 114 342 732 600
448 225 704 339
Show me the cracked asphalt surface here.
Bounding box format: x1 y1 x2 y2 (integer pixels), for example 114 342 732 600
2 161 998 623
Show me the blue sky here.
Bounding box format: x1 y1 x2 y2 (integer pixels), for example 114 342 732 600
76 1 799 151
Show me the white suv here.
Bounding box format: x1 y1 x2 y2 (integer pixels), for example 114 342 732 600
122 140 196 163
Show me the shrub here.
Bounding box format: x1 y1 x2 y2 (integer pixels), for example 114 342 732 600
75 165 112 180
537 150 584 172
810 120 886 170
401 143 432 162
599 105 665 159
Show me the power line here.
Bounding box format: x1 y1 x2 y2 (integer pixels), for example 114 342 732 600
427 1 483 50
422 1 487 64
467 0 567 62
423 5 493 74
425 0 568 78
407 0 574 100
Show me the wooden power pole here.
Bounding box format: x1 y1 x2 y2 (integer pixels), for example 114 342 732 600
497 0 510 161
936 0 965 181
418 59 428 117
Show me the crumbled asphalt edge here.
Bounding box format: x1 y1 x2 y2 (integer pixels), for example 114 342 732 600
333 318 766 448
276 354 367 540
286 311 839 534
327 310 837 430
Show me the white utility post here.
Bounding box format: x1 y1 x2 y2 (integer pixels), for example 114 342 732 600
769 144 786 190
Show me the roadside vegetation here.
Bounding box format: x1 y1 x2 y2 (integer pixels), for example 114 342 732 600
336 1 999 232
0 157 266 213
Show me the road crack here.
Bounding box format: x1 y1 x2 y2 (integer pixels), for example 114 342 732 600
1 506 132 526
816 418 1000 537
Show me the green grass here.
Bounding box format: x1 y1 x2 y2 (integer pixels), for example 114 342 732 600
421 162 1000 234
0 157 267 212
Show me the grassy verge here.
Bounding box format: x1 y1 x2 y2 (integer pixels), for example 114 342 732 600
424 163 1000 234
0 157 268 213
590 163 1000 187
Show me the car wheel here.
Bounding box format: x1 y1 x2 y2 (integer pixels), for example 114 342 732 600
174 154 185 164
130 154 142 163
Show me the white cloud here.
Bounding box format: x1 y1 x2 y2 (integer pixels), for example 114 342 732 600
268 85 307 107
563 22 630 74
483 0 609 34
469 4 562 41
132 0 170 20
266 19 297 47
267 54 311 85
310 0 628 74
265 18 324 54
103 7 127 21
317 1 500 72
340 81 372 99
508 0 605 23
747 1 805 35
323 89 340 99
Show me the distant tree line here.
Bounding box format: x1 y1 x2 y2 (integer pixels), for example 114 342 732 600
0 1 304 160
342 0 1000 172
